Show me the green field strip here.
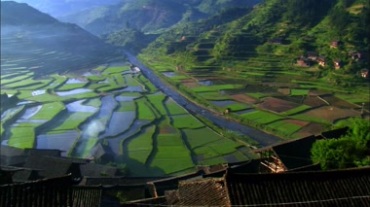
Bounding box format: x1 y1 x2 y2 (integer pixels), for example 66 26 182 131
290 89 310 96
246 92 269 99
207 139 243 155
117 101 136 112
102 66 129 75
240 110 283 125
183 128 224 149
56 83 88 91
150 134 194 174
147 93 167 115
8 123 37 148
291 113 332 125
197 156 226 166
127 126 155 164
281 105 311 116
114 74 126 85
83 98 102 108
137 75 158 93
192 84 243 93
0 73 34 85
2 78 43 89
25 92 64 102
165 99 188 115
224 103 250 111
124 75 143 87
136 99 158 120
172 114 204 129
265 119 304 137
87 76 107 82
196 92 229 101
31 102 65 120
63 92 99 100
77 138 99 158
47 112 94 133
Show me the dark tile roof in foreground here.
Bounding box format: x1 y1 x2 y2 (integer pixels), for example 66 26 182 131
227 167 370 207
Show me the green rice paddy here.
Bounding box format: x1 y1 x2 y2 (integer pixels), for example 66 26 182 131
0 60 258 176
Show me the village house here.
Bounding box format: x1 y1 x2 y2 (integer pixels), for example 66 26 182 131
330 40 342 49
296 57 310 67
333 59 342 70
350 51 362 61
306 51 318 61
361 69 369 78
317 56 326 67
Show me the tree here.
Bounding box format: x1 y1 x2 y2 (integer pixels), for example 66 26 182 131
311 118 370 170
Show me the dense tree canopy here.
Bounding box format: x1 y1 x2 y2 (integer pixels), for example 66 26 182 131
311 118 370 170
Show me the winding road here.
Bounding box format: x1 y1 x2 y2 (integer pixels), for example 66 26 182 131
124 51 283 147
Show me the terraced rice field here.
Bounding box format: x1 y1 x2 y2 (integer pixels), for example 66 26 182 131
1 59 253 176
140 31 369 140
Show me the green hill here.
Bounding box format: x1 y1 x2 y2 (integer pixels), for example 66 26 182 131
141 0 369 82
61 0 261 36
137 0 369 138
1 1 119 77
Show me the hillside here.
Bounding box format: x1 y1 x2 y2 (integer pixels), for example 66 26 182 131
1 1 119 77
1 0 122 17
61 0 261 36
138 0 370 138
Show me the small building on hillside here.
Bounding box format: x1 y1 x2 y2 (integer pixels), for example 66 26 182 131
317 56 326 67
296 57 310 67
360 69 369 78
330 40 342 49
350 51 362 61
306 51 318 61
333 59 342 70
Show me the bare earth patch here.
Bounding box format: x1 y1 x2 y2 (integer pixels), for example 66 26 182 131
293 123 327 138
181 79 198 88
286 119 309 127
258 97 299 113
302 106 361 123
230 93 258 104
321 95 359 109
303 96 327 107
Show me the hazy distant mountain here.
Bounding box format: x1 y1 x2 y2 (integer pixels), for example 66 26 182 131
1 1 119 76
61 0 261 35
0 0 122 17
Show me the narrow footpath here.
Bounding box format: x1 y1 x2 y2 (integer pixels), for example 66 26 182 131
124 51 283 147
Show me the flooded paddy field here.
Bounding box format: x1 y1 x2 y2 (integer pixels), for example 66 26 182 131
1 59 255 176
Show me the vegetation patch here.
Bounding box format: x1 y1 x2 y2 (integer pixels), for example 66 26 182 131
127 126 155 164
171 114 204 129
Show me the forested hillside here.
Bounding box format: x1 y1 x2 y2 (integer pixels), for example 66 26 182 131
141 0 369 83
61 0 261 36
1 1 119 76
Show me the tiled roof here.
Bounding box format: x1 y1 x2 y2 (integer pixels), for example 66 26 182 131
80 163 120 177
227 167 370 207
176 178 231 206
23 155 79 179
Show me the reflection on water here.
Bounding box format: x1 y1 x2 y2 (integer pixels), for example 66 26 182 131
162 72 176 77
18 105 43 120
234 108 256 115
66 78 87 84
198 80 213 86
115 95 137 102
56 88 92 96
211 100 238 107
99 111 136 137
66 100 98 113
37 130 80 157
